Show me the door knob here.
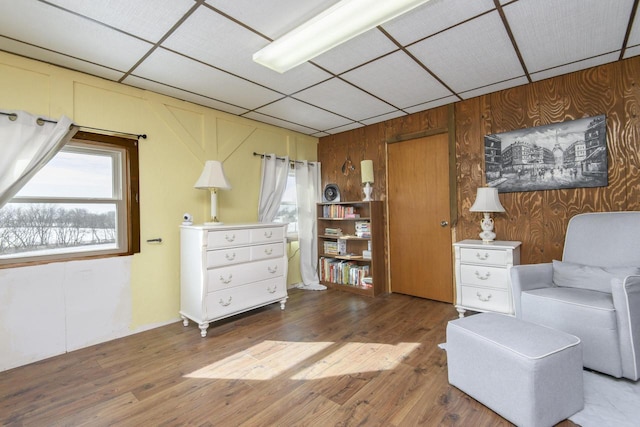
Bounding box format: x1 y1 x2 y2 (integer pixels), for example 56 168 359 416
440 220 449 227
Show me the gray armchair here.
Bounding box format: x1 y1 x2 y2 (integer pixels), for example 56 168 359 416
511 211 640 380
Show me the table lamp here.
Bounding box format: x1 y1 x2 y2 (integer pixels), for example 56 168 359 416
361 160 374 201
194 160 231 225
469 187 505 243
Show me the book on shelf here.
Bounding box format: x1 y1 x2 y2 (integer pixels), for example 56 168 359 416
323 239 346 255
355 220 371 238
324 227 342 236
322 204 360 219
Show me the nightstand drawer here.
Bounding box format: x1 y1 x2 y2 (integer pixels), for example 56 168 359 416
459 285 511 314
205 277 286 318
460 247 507 266
460 264 508 289
251 242 284 261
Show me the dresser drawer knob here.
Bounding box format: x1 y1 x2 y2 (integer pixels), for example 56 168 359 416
476 252 489 260
267 285 277 294
264 248 273 255
474 270 491 280
219 274 233 284
476 292 492 302
219 296 232 306
225 234 236 242
225 252 236 261
264 230 273 238
268 265 278 274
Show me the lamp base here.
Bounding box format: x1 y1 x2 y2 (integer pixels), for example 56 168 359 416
479 212 497 243
362 182 373 201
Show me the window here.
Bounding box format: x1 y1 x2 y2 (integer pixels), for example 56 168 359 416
0 132 140 267
273 167 298 238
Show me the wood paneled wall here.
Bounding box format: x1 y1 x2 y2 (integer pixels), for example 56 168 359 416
319 56 640 265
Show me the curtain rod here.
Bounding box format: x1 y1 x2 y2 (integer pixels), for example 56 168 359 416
1 111 147 140
253 152 316 166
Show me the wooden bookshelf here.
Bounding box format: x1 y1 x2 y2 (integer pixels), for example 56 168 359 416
317 201 386 297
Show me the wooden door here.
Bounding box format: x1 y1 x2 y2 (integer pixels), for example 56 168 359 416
387 133 453 302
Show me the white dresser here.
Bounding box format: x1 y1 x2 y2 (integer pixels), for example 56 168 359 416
180 222 288 337
453 240 521 318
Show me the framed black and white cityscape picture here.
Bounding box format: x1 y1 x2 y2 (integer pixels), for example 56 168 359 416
484 115 607 193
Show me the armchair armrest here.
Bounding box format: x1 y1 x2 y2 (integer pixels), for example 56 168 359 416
611 275 640 380
510 263 553 317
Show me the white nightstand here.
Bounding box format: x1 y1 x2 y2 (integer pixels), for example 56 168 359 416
453 240 521 318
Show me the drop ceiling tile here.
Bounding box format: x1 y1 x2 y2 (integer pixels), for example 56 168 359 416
132 48 283 111
626 8 640 48
311 131 331 137
123 76 249 116
0 37 125 82
256 98 352 131
360 110 407 125
459 76 530 100
404 95 460 114
46 0 195 43
504 0 635 73
408 11 524 94
312 29 399 75
0 0 152 72
204 0 340 39
530 53 620 82
341 51 452 109
243 111 319 135
162 7 330 95
324 122 364 135
624 44 640 59
293 78 395 121
382 0 495 46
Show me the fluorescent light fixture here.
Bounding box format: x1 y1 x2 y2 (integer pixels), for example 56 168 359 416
253 0 431 73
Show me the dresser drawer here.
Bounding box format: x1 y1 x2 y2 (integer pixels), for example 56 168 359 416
251 242 284 261
205 277 287 318
250 226 284 244
207 229 250 249
207 258 285 291
460 264 508 289
459 285 511 314
460 247 507 266
206 246 251 267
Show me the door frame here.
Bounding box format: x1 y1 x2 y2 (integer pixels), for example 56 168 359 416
383 105 457 294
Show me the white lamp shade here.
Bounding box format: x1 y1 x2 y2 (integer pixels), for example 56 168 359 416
469 187 505 213
252 0 431 73
194 160 231 190
361 160 374 183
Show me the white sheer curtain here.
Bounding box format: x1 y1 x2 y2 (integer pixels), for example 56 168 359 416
0 110 78 208
257 153 289 222
294 160 325 290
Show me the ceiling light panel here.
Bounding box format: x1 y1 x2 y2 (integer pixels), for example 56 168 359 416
162 7 330 95
205 0 341 39
381 0 495 46
131 48 282 111
293 78 396 121
311 28 399 74
46 0 195 43
341 51 453 109
504 0 634 73
408 11 524 94
0 1 152 72
256 98 353 131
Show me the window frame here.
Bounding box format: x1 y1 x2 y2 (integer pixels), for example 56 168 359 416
0 131 140 268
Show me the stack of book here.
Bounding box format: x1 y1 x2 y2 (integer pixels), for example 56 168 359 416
355 221 371 238
319 257 370 288
324 227 342 236
323 239 346 255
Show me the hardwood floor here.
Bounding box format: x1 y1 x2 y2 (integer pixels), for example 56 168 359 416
0 289 577 426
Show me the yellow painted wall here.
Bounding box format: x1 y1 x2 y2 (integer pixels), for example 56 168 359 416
0 52 316 330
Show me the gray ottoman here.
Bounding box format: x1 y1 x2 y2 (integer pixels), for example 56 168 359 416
446 312 583 427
